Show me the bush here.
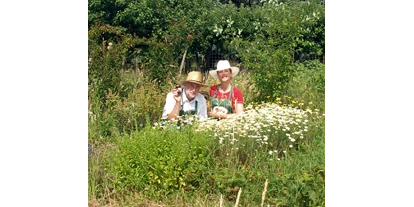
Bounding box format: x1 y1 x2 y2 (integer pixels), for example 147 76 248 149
285 60 325 112
106 125 215 196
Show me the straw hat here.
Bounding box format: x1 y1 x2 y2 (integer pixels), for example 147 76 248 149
179 71 208 87
209 60 240 79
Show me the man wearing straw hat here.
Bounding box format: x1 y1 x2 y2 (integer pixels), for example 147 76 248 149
162 71 208 121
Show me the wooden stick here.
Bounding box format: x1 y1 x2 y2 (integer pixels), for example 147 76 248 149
234 188 242 207
261 179 269 207
220 194 223 207
179 46 188 76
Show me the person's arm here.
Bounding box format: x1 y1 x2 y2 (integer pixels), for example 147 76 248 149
234 103 244 115
232 88 244 116
162 88 182 120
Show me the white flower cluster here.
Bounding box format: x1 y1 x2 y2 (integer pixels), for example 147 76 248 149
194 102 322 157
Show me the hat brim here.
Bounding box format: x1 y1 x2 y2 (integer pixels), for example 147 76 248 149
209 66 240 79
179 80 208 87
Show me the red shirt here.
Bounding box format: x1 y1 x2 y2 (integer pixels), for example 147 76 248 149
209 85 244 109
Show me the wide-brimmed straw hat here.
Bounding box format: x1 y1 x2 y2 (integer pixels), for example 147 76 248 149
179 71 208 87
209 60 240 79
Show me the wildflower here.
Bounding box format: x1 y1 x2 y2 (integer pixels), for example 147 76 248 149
219 137 224 144
192 101 320 157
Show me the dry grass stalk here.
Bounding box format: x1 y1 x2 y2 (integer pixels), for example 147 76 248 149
220 194 223 207
234 188 242 207
261 179 269 207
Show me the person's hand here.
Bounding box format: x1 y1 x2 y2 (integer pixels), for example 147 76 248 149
172 86 182 103
209 110 224 119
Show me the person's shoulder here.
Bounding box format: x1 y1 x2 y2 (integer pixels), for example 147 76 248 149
232 86 243 94
166 91 174 98
196 93 207 102
210 84 219 90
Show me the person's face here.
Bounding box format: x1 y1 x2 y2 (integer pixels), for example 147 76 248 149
217 69 232 82
184 82 201 100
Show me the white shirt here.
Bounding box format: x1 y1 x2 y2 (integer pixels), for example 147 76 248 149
162 89 207 120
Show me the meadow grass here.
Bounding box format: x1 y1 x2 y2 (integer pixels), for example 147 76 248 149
88 62 325 206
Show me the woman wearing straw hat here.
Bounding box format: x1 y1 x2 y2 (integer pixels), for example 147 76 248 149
162 71 208 121
208 60 244 119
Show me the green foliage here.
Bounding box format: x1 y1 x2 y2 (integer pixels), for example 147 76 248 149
88 24 138 109
288 0 325 62
88 0 325 83
88 70 173 139
232 38 293 102
285 60 325 112
88 23 178 113
264 130 325 207
225 1 324 102
265 167 325 206
88 142 118 199
107 126 214 196
142 40 178 84
106 77 168 134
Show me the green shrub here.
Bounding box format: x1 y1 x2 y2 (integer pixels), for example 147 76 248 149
285 60 325 112
107 125 215 196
